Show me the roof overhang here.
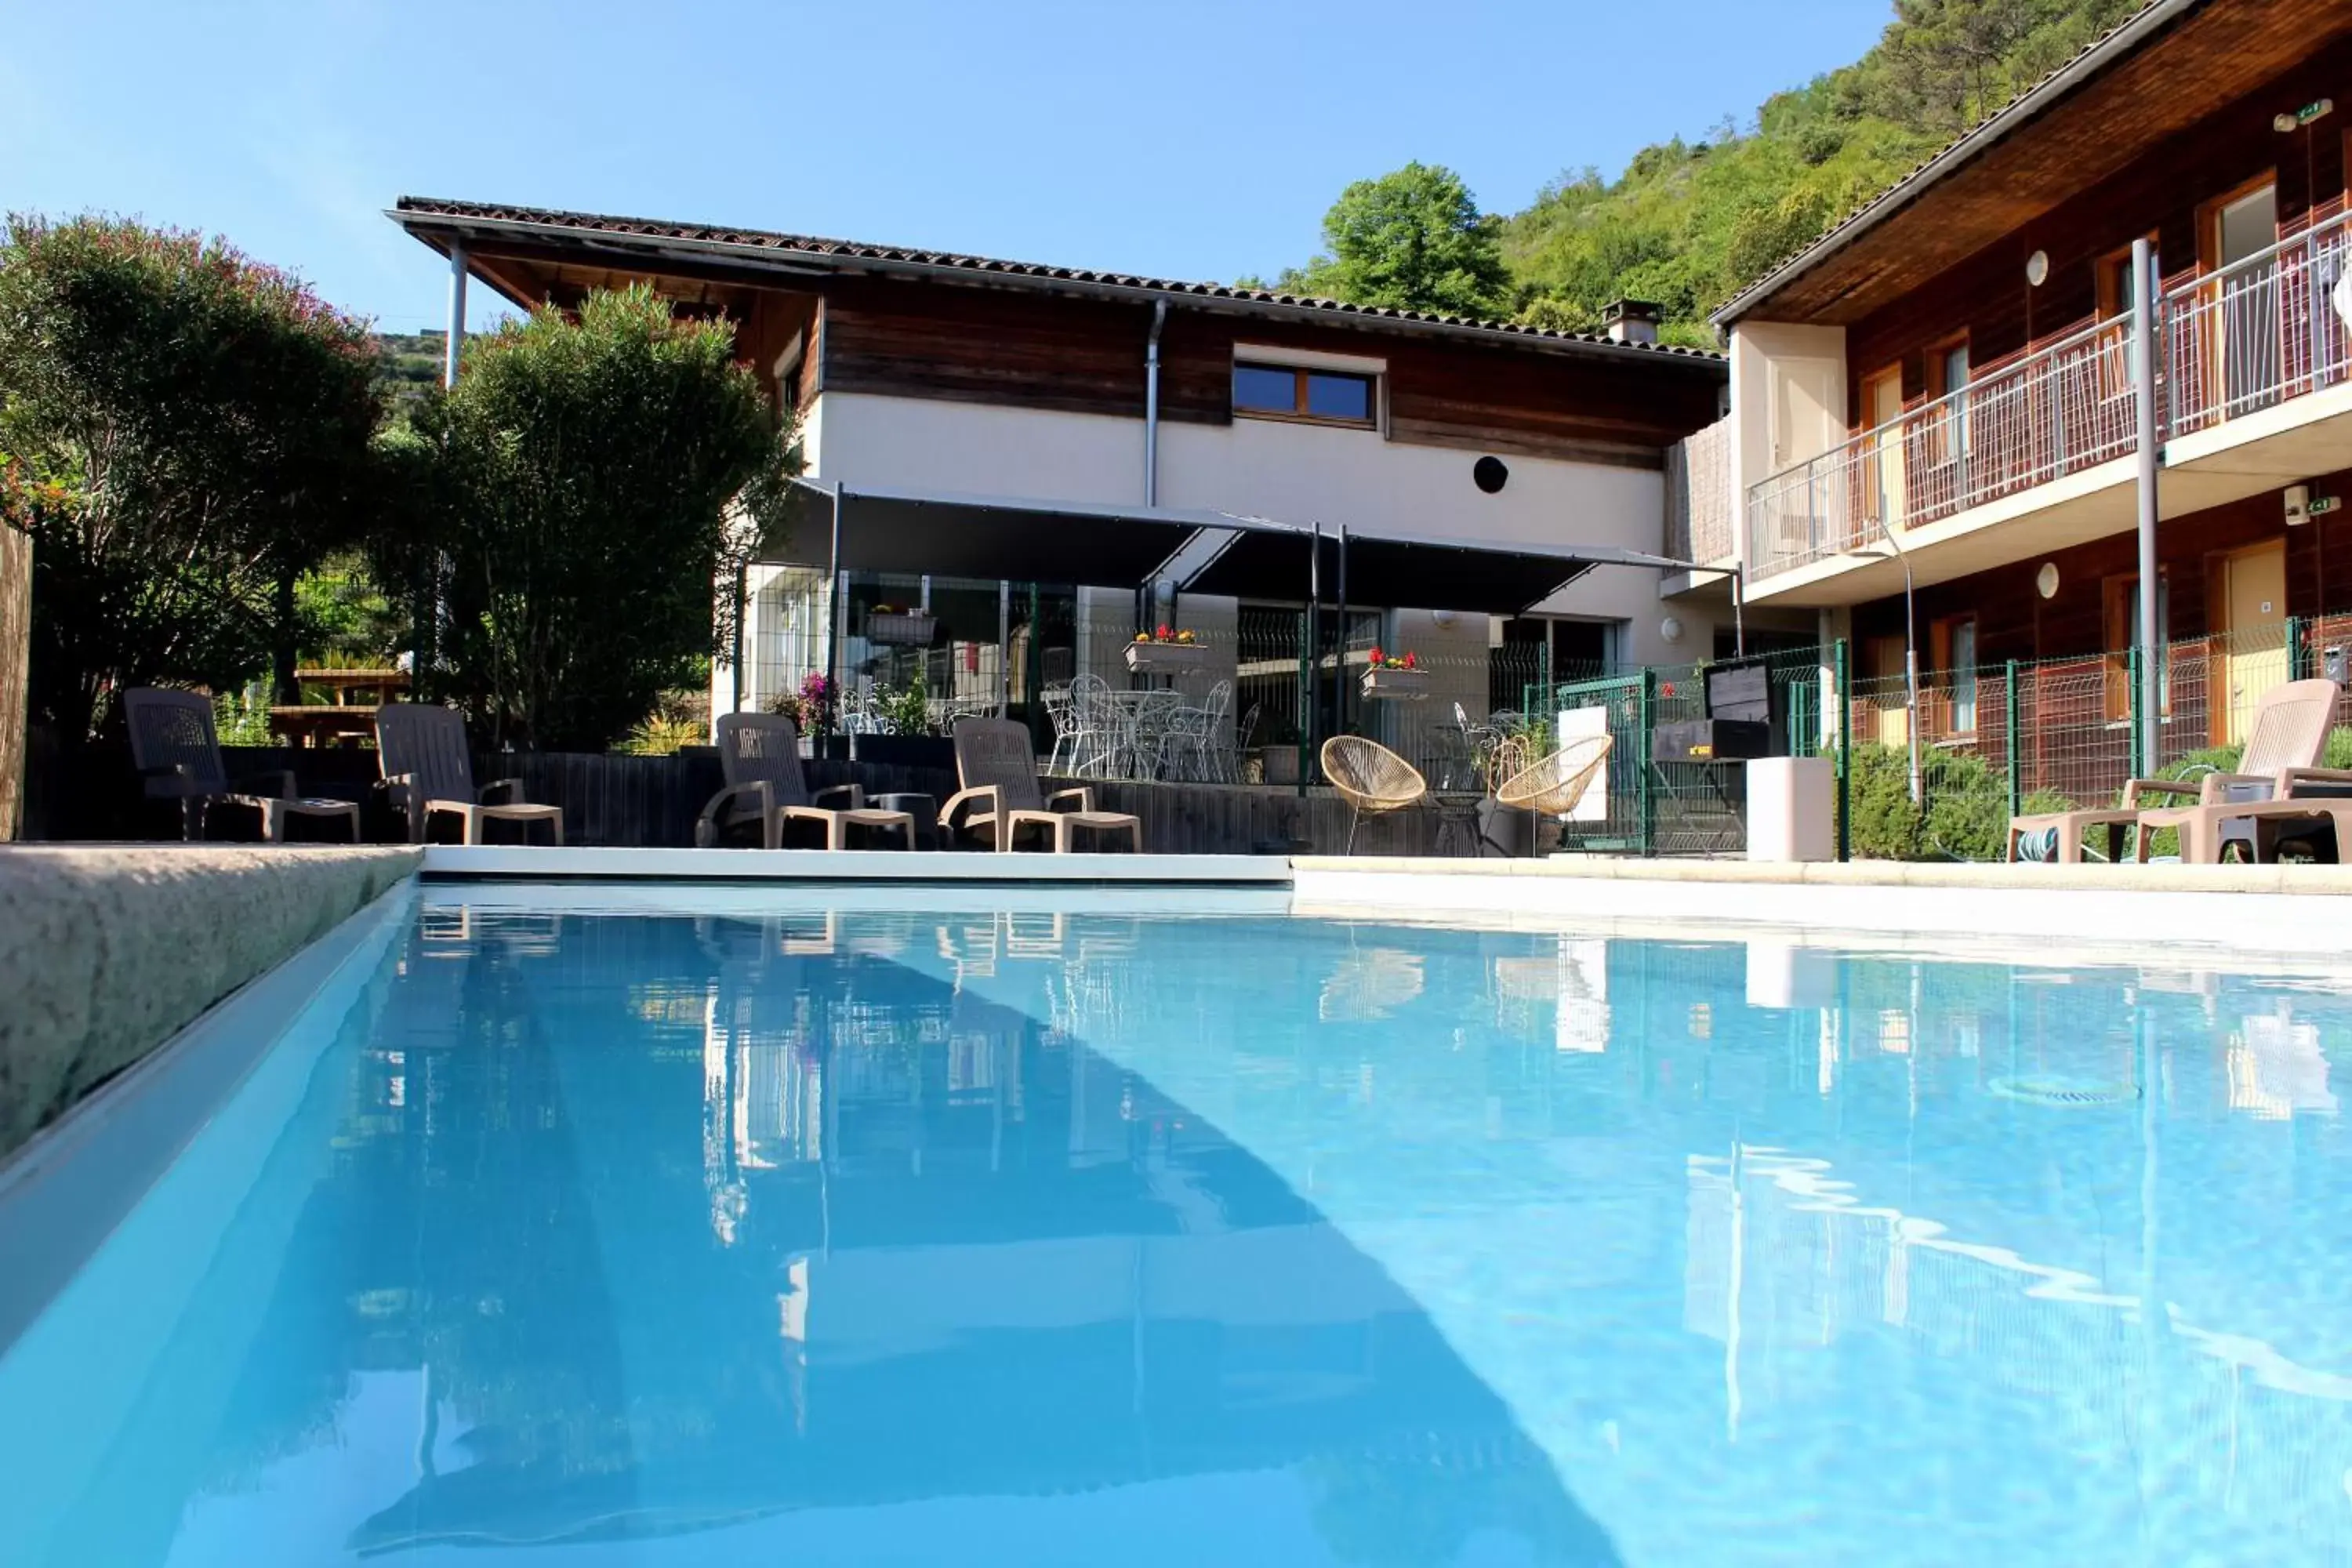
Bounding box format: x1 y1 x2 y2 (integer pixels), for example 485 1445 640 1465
767 479 1715 617
390 200 1726 372
1715 0 2349 326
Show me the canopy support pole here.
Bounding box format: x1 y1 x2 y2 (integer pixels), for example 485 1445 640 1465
1306 521 1321 789
826 492 844 713
1334 524 1349 742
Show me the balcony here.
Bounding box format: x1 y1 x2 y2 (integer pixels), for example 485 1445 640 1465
1741 208 2352 604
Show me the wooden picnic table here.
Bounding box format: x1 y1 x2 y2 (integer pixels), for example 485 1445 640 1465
269 706 380 748
296 667 409 704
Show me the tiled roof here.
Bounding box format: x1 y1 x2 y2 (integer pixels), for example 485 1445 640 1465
391 196 1723 364
1715 0 2188 323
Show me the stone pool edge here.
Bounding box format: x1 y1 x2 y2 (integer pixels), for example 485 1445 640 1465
0 844 423 1158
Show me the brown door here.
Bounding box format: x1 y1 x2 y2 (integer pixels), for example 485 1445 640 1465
2218 540 2287 745
1868 634 1910 747
1864 367 1905 546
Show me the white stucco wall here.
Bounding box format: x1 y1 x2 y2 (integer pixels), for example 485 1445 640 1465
1726 320 1849 566
805 391 1714 648
724 387 1733 724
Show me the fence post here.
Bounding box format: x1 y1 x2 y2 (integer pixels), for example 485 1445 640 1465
1539 636 1554 719
2288 614 2307 681
2126 644 2144 777
2004 659 2021 820
1294 609 1309 798
1638 667 1658 858
1835 638 1852 863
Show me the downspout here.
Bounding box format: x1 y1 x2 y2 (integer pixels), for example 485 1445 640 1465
1871 513 1923 808
444 241 467 388
1144 299 1167 507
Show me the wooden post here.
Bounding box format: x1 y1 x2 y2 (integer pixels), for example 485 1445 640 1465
0 524 26 840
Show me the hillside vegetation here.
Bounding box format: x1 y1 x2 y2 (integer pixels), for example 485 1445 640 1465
1262 0 2146 347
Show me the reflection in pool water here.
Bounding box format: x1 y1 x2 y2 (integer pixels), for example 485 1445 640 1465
2 898 2350 1565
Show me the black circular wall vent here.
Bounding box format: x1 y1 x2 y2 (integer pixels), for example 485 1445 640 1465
1472 456 1509 495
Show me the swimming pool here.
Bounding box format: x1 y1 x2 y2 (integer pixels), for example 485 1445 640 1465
3 883 2350 1565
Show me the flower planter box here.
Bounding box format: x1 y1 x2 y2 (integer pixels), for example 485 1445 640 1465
1124 641 1208 674
866 612 937 646
1359 666 1431 700
848 732 956 771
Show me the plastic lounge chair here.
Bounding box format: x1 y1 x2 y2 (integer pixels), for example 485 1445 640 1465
122 687 361 843
942 717 1143 852
698 713 916 851
2128 678 2350 862
1321 735 1427 853
2006 677 2338 863
1496 735 1613 855
374 703 564 846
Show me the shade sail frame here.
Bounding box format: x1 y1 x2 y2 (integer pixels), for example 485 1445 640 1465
767 477 1730 620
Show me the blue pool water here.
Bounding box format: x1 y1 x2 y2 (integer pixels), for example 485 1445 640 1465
4 889 2352 1566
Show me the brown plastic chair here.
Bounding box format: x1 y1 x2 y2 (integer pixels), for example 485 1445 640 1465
2006 677 2339 863
2132 677 2350 862
122 688 360 843
942 717 1142 852
1321 735 1427 854
375 703 563 846
699 713 915 851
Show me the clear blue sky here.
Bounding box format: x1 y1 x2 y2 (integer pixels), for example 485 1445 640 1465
5 0 1896 334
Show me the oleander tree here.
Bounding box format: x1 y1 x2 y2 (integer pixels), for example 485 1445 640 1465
380 283 795 752
0 213 386 739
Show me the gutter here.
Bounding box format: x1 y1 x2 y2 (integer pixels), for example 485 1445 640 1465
1712 0 2204 326
386 209 1726 372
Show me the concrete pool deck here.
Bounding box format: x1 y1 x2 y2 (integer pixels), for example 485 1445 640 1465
1292 854 2352 956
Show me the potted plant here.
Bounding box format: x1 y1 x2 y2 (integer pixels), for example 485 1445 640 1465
866 602 937 646
1124 623 1210 673
1359 647 1430 699
1255 717 1303 785
849 675 957 769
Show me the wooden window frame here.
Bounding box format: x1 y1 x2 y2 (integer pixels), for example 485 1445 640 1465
2197 172 2279 274
1929 614 1980 736
1232 362 1380 430
2095 231 2162 319
1858 362 1904 436
2103 570 2172 720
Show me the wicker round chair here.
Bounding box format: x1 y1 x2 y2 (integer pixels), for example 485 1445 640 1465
1497 735 1613 854
1321 735 1428 854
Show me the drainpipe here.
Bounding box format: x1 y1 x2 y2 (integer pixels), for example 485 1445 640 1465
444 241 467 388
1144 299 1167 506
2132 238 2161 772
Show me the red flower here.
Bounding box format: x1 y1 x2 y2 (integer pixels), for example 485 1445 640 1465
1156 622 1173 641
1400 650 1418 670
1368 647 1386 666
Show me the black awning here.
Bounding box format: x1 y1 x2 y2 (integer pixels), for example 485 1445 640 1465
767 481 1292 588
767 479 1720 617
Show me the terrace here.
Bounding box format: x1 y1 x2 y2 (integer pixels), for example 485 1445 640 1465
1724 205 2352 606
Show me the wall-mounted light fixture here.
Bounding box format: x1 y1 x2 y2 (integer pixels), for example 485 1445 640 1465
2024 249 2049 287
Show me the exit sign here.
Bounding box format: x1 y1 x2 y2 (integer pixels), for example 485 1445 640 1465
2297 98 2335 125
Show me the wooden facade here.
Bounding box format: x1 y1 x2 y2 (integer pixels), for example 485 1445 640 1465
1842 32 2352 421
809 276 1724 468
404 204 1727 475
1774 12 2352 684
1728 0 2351 326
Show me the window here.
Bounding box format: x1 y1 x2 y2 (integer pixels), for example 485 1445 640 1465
1232 362 1378 427
1931 615 1978 734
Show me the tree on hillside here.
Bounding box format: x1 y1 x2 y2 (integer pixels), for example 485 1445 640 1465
1269 163 1513 320
0 214 386 740
379 285 795 752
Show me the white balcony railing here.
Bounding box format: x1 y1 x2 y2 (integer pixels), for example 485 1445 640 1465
2165 210 2352 436
1743 206 2352 584
1746 314 2139 580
